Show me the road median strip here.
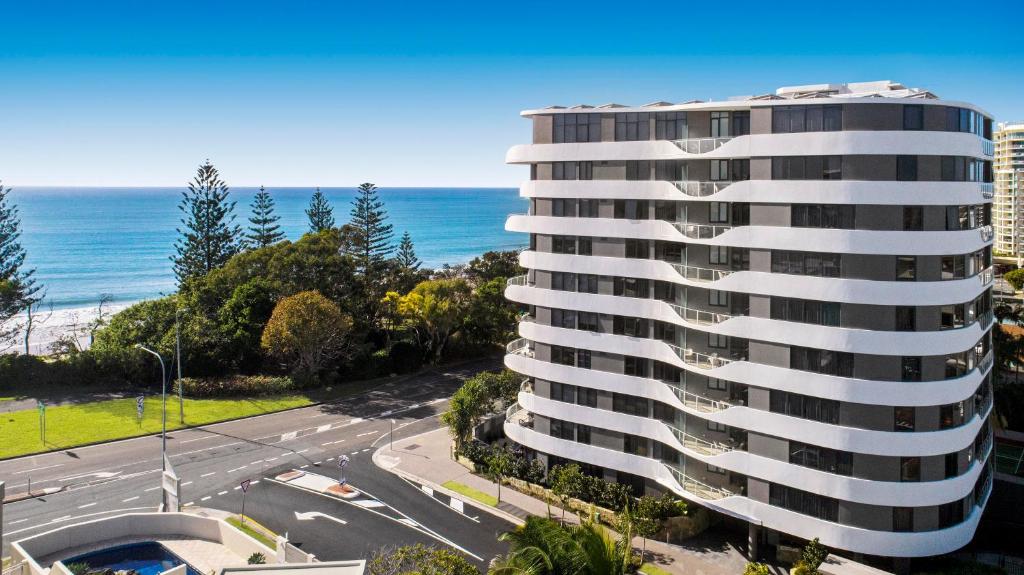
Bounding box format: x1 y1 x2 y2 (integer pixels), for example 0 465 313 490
442 480 497 507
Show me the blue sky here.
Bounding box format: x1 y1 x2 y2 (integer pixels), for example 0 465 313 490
1 0 1021 187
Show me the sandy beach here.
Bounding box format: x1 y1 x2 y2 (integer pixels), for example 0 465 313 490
11 303 133 355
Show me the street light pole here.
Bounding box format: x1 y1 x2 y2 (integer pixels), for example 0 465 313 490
136 344 167 471
175 308 187 424
390 419 395 450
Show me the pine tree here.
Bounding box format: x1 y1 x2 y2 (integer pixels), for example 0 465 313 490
395 231 421 271
0 182 40 346
306 187 335 232
346 182 394 275
245 186 284 248
172 161 241 285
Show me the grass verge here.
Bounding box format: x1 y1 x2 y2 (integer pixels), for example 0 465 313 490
639 563 674 575
443 480 498 507
226 515 277 549
0 394 313 460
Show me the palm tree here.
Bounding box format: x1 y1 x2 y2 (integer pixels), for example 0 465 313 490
490 516 631 575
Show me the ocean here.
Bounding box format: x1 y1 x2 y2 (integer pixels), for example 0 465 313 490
13 187 527 311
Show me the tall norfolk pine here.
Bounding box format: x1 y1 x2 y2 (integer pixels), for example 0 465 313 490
0 182 40 346
245 186 284 248
172 161 241 285
305 187 335 233
345 183 394 328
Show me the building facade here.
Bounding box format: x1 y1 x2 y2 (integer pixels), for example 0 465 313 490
501 81 995 558
994 122 1024 260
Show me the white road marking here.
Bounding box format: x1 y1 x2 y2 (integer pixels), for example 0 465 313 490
251 480 260 485
313 461 322 465
201 472 216 478
356 431 379 437
421 486 434 496
233 486 241 491
10 518 28 525
265 457 278 462
321 440 344 446
78 503 97 509
281 431 298 441
227 466 247 473
297 448 309 454
171 441 243 458
122 496 140 502
316 424 332 433
361 448 370 453
218 491 228 495
51 515 72 523
12 463 64 474
201 496 211 502
295 511 347 525
5 507 156 537
300 465 309 469
181 481 193 486
326 457 335 461
350 451 359 455
349 418 364 425
352 499 386 508
144 486 161 492
183 502 194 506
178 435 218 444
250 460 262 465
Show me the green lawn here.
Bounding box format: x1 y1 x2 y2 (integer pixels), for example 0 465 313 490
0 395 313 460
639 563 674 575
442 480 498 507
226 515 277 550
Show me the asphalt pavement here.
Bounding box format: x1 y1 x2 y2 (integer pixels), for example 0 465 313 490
0 359 512 568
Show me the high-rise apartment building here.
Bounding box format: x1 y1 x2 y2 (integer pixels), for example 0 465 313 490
994 122 1024 260
502 81 995 559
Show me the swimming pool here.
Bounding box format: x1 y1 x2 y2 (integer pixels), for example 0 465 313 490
62 542 202 575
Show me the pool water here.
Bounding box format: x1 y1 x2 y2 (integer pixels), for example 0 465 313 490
63 542 202 575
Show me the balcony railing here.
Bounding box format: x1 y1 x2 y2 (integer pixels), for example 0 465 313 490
665 384 734 413
520 379 534 394
668 303 732 325
507 338 534 358
982 140 995 157
507 274 529 287
673 222 732 239
671 137 733 155
978 350 994 375
977 472 994 508
505 402 533 428
667 344 733 369
668 263 732 283
980 183 994 199
980 225 994 243
672 180 734 197
665 464 735 500
665 424 735 457
980 267 994 287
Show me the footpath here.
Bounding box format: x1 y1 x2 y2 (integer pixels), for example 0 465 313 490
373 427 752 575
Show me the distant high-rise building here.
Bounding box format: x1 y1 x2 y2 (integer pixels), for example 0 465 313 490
994 122 1024 261
503 81 995 559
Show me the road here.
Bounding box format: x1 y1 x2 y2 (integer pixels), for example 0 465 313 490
0 359 512 568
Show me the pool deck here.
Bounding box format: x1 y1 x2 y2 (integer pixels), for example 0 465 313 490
38 537 249 575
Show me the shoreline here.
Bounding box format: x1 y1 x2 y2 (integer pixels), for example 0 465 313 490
13 302 134 355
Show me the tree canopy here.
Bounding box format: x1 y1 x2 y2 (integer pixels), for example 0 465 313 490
305 187 335 233
261 290 353 378
245 186 284 248
0 182 39 347
172 161 241 285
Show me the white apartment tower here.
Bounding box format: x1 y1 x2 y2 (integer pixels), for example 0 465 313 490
994 122 1024 260
502 81 995 559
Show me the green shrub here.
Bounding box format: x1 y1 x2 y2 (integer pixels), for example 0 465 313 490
744 562 771 575
1005 269 1024 291
247 552 267 565
180 375 297 397
389 341 423 374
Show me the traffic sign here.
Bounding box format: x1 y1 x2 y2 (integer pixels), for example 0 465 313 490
240 479 251 493
338 455 350 468
136 395 145 420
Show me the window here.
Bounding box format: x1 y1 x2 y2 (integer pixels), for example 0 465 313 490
900 457 921 482
576 424 591 445
769 484 839 522
551 382 575 403
626 160 652 181
655 160 685 181
708 333 728 349
655 112 687 140
615 200 648 219
578 237 592 256
709 246 729 265
771 251 842 277
655 201 677 221
791 204 855 229
897 156 918 181
552 272 576 291
707 464 727 474
577 387 597 407
552 198 575 217
896 256 917 281
938 501 964 529
576 349 591 369
901 357 922 382
553 114 601 143
613 277 648 298
577 312 599 332
893 508 914 532
710 159 730 181
709 202 729 223
624 434 649 456
613 315 648 337
552 236 576 254
578 199 599 218
790 346 854 377
552 161 593 181
709 290 729 307
945 453 959 479
707 420 727 432
732 111 750 136
903 206 923 230
895 306 916 331
625 239 650 259
773 105 843 133
577 274 599 294
895 406 915 432
551 346 576 366
772 156 843 180
903 105 924 130
552 308 576 329
731 159 751 181
770 390 840 424
789 441 853 476
940 402 964 429
550 419 574 440
623 356 648 377
710 111 730 138
770 297 841 327
615 113 650 141
708 378 728 391
614 393 649 416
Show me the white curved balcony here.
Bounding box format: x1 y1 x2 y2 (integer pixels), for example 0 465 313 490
673 180 735 197
668 344 736 369
667 384 733 413
671 136 733 154
980 225 994 242
520 180 992 207
505 285 992 356
506 274 529 287
506 337 534 358
517 391 993 505
503 421 988 557
520 251 990 306
980 183 994 199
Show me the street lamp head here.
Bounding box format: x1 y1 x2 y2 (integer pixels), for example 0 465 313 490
134 344 142 349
